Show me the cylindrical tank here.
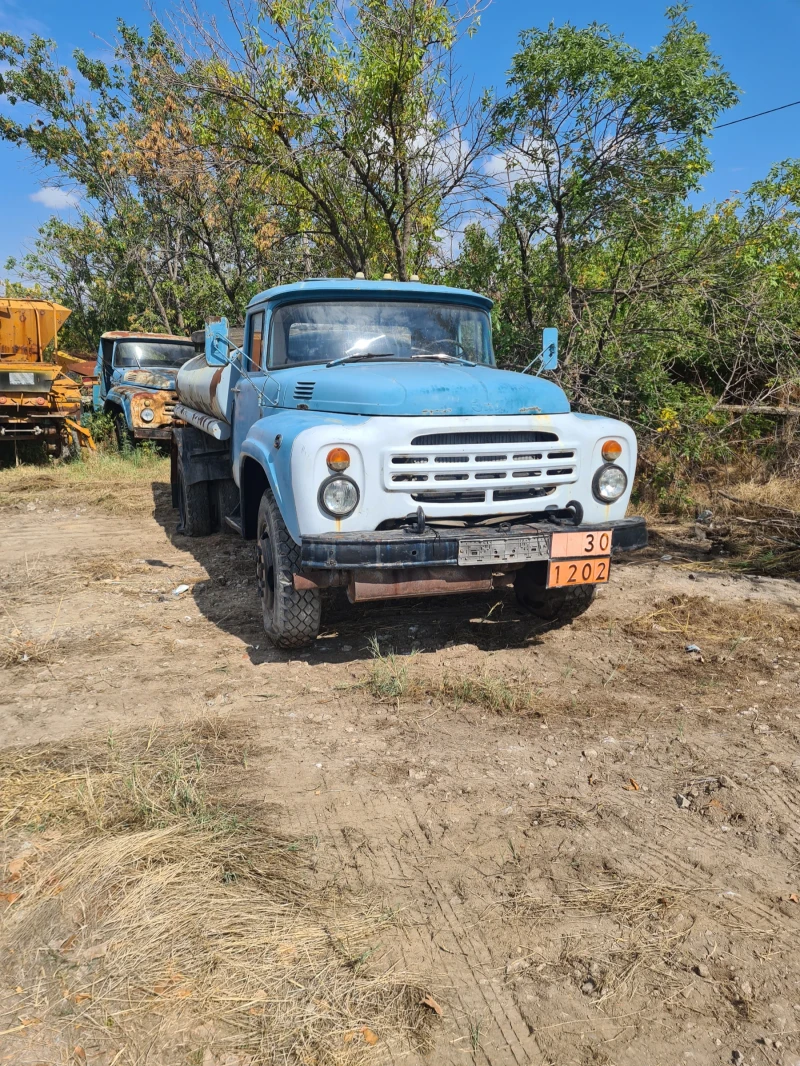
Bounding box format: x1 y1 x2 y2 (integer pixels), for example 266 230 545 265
175 354 232 422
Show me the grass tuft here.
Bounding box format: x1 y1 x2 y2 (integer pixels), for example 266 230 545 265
363 639 539 714
0 450 170 515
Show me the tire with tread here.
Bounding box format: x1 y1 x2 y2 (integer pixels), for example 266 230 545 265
113 409 135 451
212 478 240 532
515 562 596 625
177 453 211 536
257 489 321 649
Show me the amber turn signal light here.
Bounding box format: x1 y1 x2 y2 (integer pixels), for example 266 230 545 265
327 447 351 471
601 440 622 462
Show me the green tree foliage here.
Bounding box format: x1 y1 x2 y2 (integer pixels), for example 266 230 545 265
175 0 490 279
0 24 300 341
445 7 800 465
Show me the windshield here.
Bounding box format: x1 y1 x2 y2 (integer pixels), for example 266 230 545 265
269 300 494 367
114 340 195 369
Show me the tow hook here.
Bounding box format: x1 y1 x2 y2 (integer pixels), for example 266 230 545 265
404 506 426 534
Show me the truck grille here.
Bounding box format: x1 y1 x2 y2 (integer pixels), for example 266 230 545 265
385 432 578 504
410 430 558 446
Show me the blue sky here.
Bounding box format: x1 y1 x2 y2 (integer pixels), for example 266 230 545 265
2 0 800 282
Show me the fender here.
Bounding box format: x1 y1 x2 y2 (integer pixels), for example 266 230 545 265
104 385 135 424
238 409 368 543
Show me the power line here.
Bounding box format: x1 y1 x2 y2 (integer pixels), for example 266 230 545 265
714 99 800 129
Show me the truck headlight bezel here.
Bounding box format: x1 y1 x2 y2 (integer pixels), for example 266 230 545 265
140 407 155 423
592 463 627 503
319 475 359 517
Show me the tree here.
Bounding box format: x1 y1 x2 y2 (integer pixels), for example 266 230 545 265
479 6 737 372
171 0 491 280
0 25 287 337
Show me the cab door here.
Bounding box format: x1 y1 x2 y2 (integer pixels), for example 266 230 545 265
231 309 269 466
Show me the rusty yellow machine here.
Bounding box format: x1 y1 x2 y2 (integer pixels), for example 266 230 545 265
0 298 94 456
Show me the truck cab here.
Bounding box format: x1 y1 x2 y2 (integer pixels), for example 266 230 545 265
171 279 646 648
94 331 195 447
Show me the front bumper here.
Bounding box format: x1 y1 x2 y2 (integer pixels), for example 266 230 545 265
300 516 647 570
133 425 173 441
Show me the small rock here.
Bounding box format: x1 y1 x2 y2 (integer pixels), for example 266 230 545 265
172 584 190 596
731 1052 743 1066
718 775 734 788
602 736 617 746
580 980 595 995
582 749 598 759
588 961 602 980
695 963 711 979
686 643 702 654
675 793 692 809
769 764 781 775
661 554 673 562
739 980 753 999
499 806 514 816
545 757 557 769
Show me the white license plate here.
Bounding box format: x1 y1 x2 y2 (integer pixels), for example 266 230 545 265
458 535 549 566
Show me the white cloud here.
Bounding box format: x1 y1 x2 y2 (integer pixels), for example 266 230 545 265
30 187 80 210
482 139 547 190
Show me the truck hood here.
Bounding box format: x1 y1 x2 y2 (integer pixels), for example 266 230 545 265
273 361 569 417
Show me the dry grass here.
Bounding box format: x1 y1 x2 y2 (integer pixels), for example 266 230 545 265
364 639 540 714
0 718 433 1064
0 598 65 669
0 450 170 515
625 594 800 650
508 878 691 1005
0 629 61 669
718 474 800 514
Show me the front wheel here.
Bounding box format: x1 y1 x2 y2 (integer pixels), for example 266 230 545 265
114 409 135 452
256 489 321 649
514 562 596 625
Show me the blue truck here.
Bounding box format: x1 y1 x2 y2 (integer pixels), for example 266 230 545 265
94 330 195 448
170 278 646 648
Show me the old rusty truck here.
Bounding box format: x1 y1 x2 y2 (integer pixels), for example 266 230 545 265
94 331 195 448
0 297 89 456
170 278 647 648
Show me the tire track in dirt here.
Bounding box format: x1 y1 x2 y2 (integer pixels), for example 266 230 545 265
297 783 543 1064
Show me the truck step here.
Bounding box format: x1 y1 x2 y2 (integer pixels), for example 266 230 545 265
224 514 243 535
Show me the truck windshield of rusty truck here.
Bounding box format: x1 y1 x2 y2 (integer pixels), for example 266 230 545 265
114 340 196 369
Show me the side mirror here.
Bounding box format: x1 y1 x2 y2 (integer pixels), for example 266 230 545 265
205 317 230 367
541 327 558 371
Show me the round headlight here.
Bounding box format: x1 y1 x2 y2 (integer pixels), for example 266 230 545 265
593 464 627 503
140 407 155 423
319 475 359 517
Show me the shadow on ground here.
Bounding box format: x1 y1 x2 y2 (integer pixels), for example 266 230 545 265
151 481 553 664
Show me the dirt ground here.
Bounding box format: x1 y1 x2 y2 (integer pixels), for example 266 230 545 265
2 461 800 1066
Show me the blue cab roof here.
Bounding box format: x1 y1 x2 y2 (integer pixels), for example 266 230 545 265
247 277 493 312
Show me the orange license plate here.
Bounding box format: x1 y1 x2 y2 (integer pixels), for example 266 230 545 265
547 557 610 588
550 530 612 558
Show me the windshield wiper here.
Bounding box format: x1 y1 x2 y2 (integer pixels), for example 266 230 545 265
326 352 408 367
410 353 476 367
